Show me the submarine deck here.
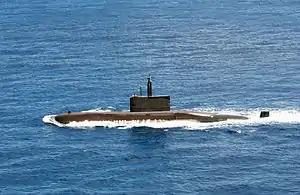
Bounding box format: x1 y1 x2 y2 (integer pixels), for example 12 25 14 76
54 110 248 124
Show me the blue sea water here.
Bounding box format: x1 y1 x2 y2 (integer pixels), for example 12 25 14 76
1 0 300 194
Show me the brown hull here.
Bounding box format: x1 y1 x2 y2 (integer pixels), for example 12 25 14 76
54 111 248 124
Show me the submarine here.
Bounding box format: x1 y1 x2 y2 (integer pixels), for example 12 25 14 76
52 76 270 125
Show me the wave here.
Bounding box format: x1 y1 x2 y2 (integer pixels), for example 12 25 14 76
42 108 300 130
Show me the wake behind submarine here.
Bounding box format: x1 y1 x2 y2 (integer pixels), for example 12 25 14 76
53 76 270 124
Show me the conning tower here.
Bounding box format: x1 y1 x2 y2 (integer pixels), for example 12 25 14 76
130 76 170 112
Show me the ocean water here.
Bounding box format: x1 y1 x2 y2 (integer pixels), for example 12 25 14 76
1 0 300 194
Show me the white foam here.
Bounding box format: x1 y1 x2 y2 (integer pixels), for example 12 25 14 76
66 119 202 129
42 115 65 127
42 108 300 130
81 107 117 113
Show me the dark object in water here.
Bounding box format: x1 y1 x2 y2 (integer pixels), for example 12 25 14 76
260 111 270 118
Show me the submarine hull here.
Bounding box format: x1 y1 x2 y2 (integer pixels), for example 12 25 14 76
54 111 248 124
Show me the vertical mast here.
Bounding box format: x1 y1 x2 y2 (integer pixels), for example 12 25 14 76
147 75 152 97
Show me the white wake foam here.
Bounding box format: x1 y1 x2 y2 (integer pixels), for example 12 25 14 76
81 107 117 113
42 108 300 130
42 115 65 127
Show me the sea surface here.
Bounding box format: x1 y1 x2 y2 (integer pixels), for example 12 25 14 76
1 0 300 194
